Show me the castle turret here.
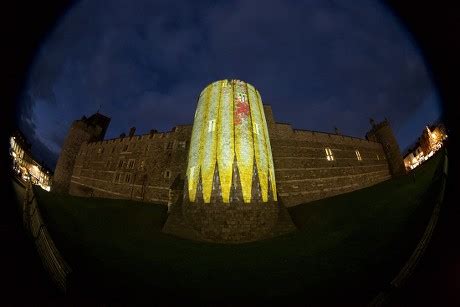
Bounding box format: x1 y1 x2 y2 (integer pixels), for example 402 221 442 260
182 79 279 243
52 112 110 194
366 118 405 176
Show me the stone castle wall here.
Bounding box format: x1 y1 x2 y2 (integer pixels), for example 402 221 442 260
366 119 405 176
53 120 103 194
269 124 390 206
67 106 392 207
69 125 191 204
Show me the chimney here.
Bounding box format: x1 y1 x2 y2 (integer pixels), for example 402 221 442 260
129 127 136 137
334 127 339 135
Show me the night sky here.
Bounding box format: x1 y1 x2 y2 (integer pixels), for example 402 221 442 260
17 0 442 170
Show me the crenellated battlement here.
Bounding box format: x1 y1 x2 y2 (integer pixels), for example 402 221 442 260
57 101 400 209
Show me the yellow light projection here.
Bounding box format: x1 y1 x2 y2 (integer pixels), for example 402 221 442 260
233 81 254 203
217 81 234 203
186 80 277 203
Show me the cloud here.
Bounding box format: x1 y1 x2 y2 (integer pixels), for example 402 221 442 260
18 0 441 170
16 93 58 169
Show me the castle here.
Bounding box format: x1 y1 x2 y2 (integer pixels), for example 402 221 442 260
52 80 405 241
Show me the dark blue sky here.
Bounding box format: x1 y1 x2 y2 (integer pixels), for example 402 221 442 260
18 0 442 169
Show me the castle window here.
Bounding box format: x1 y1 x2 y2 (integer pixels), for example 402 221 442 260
97 147 103 154
128 159 135 169
145 144 150 152
114 173 120 182
123 145 128 152
376 154 379 160
106 160 110 168
112 146 116 153
167 141 174 149
164 170 171 179
125 173 131 183
325 148 334 161
139 160 145 170
208 119 216 132
118 160 124 168
178 141 186 149
355 150 362 161
253 123 260 135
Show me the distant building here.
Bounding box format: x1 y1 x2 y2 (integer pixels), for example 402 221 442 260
10 130 53 190
53 80 405 209
420 123 447 155
403 140 424 171
403 122 447 171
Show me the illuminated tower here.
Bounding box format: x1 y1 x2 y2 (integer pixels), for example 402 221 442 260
182 80 279 243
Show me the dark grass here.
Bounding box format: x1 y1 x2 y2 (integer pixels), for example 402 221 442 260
33 151 444 305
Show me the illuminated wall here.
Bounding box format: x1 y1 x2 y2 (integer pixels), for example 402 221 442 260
186 79 277 204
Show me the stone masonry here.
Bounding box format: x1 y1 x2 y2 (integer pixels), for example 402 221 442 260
57 106 399 208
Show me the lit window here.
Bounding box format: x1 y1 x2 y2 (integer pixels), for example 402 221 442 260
97 147 103 154
178 141 186 149
325 148 334 161
236 92 246 102
128 159 135 169
253 123 260 135
355 150 362 161
376 154 379 160
208 119 216 132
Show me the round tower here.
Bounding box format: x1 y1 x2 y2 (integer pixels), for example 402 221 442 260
52 113 110 194
366 118 406 176
182 79 279 243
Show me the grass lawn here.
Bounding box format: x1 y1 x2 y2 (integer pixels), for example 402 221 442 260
34 151 444 305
